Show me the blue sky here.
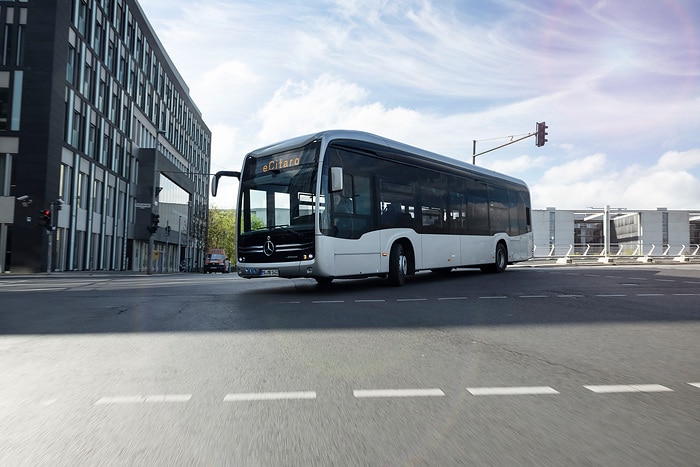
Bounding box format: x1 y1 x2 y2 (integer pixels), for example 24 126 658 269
138 0 700 210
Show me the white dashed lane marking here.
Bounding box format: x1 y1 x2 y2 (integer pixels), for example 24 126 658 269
95 394 192 405
583 385 673 394
19 382 700 408
267 292 700 306
467 386 559 396
353 388 445 398
224 391 317 401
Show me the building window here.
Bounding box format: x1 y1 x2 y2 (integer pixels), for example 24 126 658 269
59 164 73 201
0 86 8 130
3 23 12 66
71 110 81 148
93 179 103 213
77 172 89 209
0 153 11 197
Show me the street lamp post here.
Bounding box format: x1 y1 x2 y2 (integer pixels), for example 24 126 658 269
177 215 182 272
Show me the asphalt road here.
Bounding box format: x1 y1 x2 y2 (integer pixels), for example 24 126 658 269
1 264 699 466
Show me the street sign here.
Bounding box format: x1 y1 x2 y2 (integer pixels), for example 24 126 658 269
135 203 151 209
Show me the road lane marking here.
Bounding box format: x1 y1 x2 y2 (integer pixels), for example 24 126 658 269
397 298 428 302
688 383 700 389
467 386 559 396
558 294 583 298
224 391 316 401
438 297 468 300
636 293 665 297
355 299 386 302
479 296 507 299
312 300 344 304
583 384 673 393
353 389 445 398
95 394 192 404
596 294 627 297
673 293 698 296
519 295 548 298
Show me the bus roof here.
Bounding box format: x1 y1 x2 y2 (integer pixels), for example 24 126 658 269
246 130 529 188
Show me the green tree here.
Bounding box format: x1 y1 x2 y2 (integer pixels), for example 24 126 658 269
207 206 237 263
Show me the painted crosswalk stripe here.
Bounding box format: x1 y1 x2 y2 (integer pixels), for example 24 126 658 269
95 394 192 404
467 386 559 396
353 388 445 398
224 391 316 401
583 384 673 393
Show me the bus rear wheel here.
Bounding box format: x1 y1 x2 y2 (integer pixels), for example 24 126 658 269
481 242 507 273
388 243 407 286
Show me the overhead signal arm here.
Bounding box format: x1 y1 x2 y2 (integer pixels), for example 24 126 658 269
472 121 548 165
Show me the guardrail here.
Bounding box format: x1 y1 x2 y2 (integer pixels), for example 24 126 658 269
533 243 700 264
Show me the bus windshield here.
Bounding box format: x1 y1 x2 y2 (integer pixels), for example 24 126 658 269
238 141 320 235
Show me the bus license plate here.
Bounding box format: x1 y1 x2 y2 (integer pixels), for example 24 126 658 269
261 269 279 277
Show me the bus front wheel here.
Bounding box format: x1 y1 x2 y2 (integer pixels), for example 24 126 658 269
388 243 407 286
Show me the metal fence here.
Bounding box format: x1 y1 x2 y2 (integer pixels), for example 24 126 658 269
533 243 700 264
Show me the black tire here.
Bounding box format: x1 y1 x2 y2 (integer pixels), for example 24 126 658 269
481 242 508 273
388 243 407 287
431 268 452 274
315 277 334 287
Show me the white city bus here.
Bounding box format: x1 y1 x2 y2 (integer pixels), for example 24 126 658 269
212 130 533 286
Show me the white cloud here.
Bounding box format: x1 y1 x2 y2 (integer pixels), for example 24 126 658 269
483 155 549 175
531 149 700 210
137 0 700 211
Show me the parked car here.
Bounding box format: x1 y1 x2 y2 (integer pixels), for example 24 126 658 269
203 248 230 273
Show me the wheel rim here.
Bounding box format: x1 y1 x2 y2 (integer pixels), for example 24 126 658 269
497 246 506 269
398 252 407 276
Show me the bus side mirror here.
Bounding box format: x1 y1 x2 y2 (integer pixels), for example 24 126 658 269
330 167 343 192
211 171 241 196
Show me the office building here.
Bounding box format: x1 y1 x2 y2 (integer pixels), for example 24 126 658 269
534 207 700 257
0 0 211 273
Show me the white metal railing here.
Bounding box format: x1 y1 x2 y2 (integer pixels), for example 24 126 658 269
533 243 700 262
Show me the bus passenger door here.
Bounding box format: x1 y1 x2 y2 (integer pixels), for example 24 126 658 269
329 173 381 276
419 186 459 269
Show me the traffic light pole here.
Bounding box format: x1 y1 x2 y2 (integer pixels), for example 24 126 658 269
472 122 548 165
472 132 534 165
46 229 52 274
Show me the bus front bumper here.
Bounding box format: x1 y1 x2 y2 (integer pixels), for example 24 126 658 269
237 260 317 279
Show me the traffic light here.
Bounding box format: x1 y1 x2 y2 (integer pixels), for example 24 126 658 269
536 121 548 147
39 209 52 231
147 213 159 235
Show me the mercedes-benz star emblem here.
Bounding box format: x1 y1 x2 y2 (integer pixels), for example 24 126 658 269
263 237 275 256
